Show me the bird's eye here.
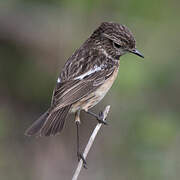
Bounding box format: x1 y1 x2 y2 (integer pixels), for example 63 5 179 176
113 42 121 49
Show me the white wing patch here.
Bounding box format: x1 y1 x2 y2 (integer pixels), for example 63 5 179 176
57 77 61 83
74 65 102 80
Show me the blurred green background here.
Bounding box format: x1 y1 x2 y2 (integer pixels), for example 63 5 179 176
0 0 180 179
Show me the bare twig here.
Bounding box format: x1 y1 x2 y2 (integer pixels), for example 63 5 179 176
72 105 110 180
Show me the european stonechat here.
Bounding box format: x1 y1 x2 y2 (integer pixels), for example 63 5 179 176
25 22 144 164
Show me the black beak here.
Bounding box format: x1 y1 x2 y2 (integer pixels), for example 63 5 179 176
130 49 144 58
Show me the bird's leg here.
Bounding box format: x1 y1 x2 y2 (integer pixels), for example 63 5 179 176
75 111 87 169
84 110 108 125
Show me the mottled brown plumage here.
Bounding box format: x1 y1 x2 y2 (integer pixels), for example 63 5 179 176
25 22 144 137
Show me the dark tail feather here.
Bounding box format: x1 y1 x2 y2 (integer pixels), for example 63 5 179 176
41 105 71 136
25 105 71 137
25 110 49 136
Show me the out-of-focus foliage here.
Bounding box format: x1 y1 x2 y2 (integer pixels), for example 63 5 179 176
0 0 180 179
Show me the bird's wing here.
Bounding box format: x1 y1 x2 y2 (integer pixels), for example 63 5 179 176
51 66 115 111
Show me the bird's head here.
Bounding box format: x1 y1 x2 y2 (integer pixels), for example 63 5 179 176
91 22 144 59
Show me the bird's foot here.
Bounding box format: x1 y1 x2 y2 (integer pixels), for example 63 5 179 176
77 152 87 169
97 111 108 125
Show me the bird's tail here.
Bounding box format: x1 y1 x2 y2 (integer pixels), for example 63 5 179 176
25 105 71 137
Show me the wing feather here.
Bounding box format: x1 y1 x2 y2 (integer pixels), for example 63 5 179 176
51 67 115 111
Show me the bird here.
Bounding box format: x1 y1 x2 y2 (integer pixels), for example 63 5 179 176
25 22 144 165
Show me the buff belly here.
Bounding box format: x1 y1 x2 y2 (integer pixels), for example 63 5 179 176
70 67 119 113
